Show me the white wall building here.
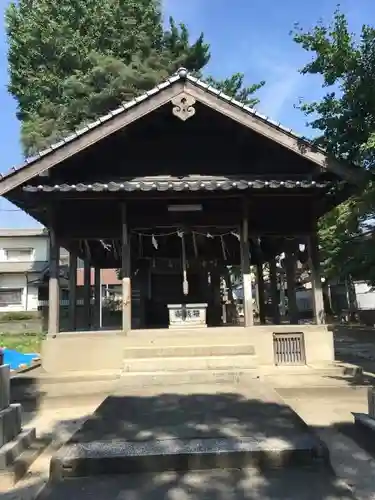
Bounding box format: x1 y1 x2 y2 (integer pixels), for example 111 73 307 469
0 229 48 312
0 229 69 313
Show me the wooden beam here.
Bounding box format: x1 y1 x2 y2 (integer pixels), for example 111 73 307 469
269 259 280 325
83 258 91 330
48 224 60 336
256 261 266 325
121 203 131 332
68 250 77 331
94 267 102 330
240 200 253 327
285 245 299 324
308 232 325 325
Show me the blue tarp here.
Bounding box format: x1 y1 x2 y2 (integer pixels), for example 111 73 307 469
3 349 39 370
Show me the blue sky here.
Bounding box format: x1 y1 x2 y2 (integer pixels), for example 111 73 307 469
0 0 373 228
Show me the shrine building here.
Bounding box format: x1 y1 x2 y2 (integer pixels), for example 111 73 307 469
0 68 367 373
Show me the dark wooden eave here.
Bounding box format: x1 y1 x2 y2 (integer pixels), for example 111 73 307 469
0 68 368 197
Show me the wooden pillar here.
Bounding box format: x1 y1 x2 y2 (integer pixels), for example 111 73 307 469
48 227 60 335
211 266 221 326
94 267 102 330
121 203 131 332
68 250 77 331
240 201 253 327
285 246 299 324
256 261 266 324
83 258 91 330
269 259 280 325
308 232 325 324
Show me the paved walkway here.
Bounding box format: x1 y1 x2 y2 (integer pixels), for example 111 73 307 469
277 382 375 500
333 327 375 374
35 382 355 500
1 395 105 500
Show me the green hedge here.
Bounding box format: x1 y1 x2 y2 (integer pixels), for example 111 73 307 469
0 311 41 322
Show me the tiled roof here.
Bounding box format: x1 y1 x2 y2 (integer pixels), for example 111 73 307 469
0 67 308 183
23 178 332 193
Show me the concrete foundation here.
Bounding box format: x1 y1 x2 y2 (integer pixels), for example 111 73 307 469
253 324 334 365
41 325 334 374
42 333 125 373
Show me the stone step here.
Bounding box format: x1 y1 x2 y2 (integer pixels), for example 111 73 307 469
50 434 330 481
0 427 36 478
123 344 255 358
0 434 48 490
119 368 259 386
123 354 258 373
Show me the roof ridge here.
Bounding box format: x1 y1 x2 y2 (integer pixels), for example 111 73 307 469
0 67 307 183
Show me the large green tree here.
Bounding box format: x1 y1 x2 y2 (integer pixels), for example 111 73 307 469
293 9 375 282
6 0 264 157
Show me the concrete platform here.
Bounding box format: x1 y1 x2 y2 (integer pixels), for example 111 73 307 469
49 381 330 480
40 324 335 373
39 468 355 500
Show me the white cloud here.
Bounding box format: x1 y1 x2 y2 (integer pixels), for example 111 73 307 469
257 69 302 120
239 44 304 121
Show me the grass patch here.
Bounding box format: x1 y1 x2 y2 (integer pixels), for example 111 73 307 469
0 332 44 353
0 311 40 322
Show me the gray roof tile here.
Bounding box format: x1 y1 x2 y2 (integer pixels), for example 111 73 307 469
1 67 314 182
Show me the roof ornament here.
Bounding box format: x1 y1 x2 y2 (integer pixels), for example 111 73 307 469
176 67 188 79
171 92 196 121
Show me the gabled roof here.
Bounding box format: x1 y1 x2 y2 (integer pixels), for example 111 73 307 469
0 68 367 195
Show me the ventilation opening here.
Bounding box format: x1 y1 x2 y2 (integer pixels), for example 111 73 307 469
273 332 306 366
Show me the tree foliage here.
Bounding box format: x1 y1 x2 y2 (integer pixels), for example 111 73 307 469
205 73 265 107
293 9 375 282
6 0 263 157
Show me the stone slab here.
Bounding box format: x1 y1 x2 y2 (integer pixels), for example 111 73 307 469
0 365 10 411
40 468 355 500
49 381 330 480
119 368 259 387
0 404 22 448
123 344 256 358
0 427 35 470
123 355 258 373
353 412 375 435
50 434 329 480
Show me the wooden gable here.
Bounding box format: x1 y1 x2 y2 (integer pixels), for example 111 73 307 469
0 68 367 197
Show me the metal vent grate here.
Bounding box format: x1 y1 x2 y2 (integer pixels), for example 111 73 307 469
273 332 306 366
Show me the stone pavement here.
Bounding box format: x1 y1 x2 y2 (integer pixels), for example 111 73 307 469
37 468 354 500
0 394 105 499
277 383 375 500
39 381 354 500
333 327 375 374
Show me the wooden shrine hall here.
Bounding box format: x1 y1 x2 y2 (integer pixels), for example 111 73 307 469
0 67 367 373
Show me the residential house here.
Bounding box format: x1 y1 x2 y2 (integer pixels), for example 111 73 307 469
0 229 120 312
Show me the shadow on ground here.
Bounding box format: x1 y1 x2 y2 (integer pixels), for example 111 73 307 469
19 389 355 499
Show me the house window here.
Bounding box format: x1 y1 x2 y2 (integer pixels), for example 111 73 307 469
4 248 33 261
0 288 23 306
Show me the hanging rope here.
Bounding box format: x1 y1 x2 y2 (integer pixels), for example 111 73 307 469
220 236 227 260
192 232 198 257
177 230 189 296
